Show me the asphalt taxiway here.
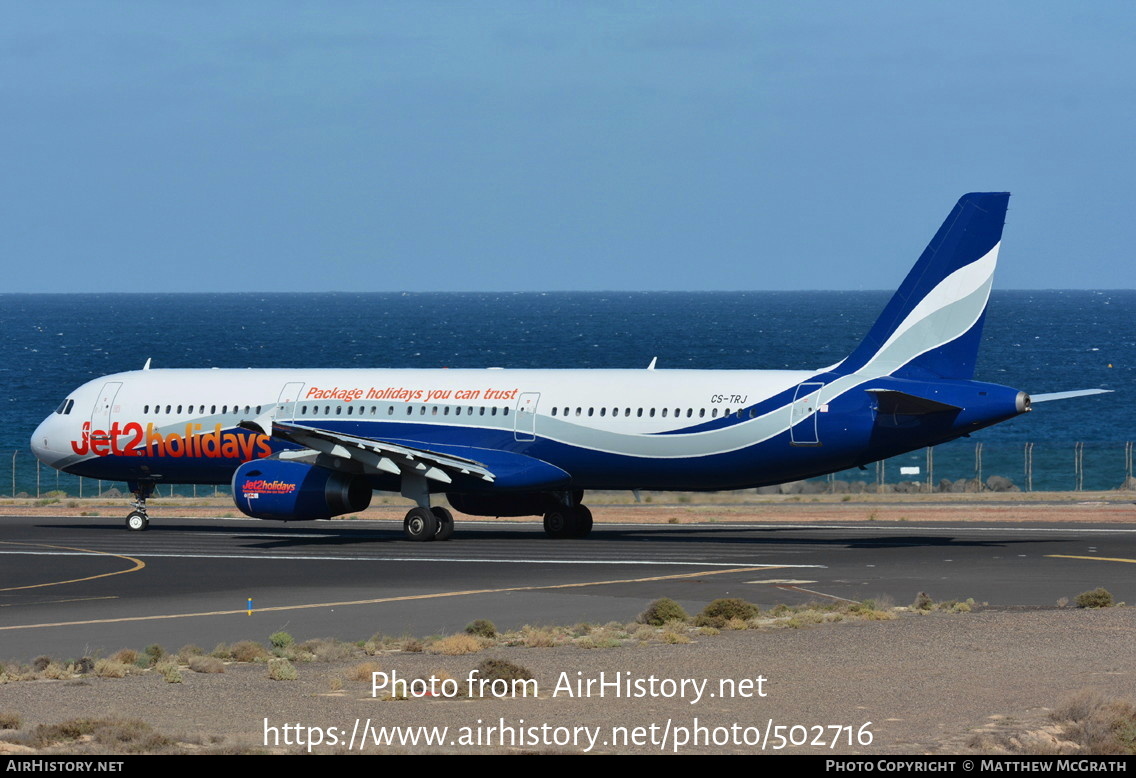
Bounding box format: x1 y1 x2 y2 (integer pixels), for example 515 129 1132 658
2 514 1134 660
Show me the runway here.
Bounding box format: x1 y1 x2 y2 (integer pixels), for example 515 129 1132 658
2 513 1134 661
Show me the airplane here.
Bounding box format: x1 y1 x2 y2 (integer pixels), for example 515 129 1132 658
30 192 1108 541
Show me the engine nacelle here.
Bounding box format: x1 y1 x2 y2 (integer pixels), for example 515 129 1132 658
233 460 371 521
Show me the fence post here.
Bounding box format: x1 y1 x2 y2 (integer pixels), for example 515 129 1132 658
1126 441 1133 486
36 460 41 498
1075 441 1084 491
1024 442 1034 493
974 442 983 490
875 460 885 493
10 450 16 498
926 447 934 493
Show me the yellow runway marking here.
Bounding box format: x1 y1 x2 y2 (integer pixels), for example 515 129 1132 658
0 597 118 608
1046 554 1136 564
0 565 780 632
0 542 145 592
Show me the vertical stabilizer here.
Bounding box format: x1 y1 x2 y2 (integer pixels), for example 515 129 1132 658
837 192 1009 380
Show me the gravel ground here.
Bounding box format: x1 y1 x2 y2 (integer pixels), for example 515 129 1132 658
2 606 1134 755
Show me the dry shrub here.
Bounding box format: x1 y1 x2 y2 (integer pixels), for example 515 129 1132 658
42 662 71 680
695 598 759 627
177 645 205 663
267 658 298 681
27 718 171 753
639 598 688 626
345 661 383 682
429 634 484 656
912 592 935 611
298 638 358 663
518 625 567 648
156 661 182 684
1052 691 1136 754
110 648 138 665
94 659 129 678
188 656 225 674
464 619 497 638
630 624 657 641
474 657 533 686
230 641 270 663
1075 588 1115 609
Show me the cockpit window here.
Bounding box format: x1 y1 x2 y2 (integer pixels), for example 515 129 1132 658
55 399 74 414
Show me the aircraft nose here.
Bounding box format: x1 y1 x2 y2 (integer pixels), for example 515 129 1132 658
30 416 60 464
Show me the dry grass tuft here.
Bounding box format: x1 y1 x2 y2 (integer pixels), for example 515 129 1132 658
428 633 485 656
110 648 138 665
298 637 358 663
345 661 383 682
22 718 172 753
94 659 130 678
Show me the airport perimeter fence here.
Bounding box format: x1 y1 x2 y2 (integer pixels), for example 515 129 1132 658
5 441 1136 500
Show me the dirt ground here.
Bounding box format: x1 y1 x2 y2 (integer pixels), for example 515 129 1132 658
2 607 1135 755
3 489 1135 525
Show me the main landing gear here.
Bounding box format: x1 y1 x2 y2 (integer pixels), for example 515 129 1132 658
399 471 455 542
542 503 593 539
403 506 455 542
125 480 154 531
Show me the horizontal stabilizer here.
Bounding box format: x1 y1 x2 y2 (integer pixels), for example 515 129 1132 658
1030 388 1112 403
866 388 962 415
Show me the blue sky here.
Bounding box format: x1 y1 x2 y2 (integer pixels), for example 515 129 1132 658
4 2 1134 292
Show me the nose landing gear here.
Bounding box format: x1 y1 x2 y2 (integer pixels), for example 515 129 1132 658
125 480 154 531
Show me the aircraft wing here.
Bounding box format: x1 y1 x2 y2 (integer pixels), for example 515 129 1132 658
238 419 572 491
240 419 496 487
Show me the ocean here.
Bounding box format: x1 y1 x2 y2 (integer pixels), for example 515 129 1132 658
3 290 1132 494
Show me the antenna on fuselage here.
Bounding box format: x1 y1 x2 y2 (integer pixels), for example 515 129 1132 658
647 357 657 370
142 358 151 370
